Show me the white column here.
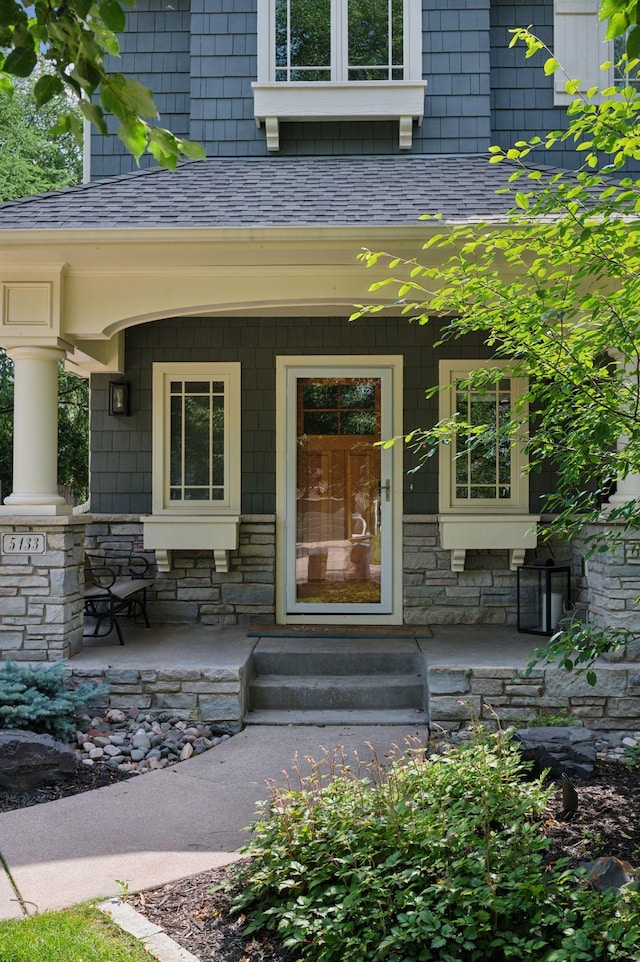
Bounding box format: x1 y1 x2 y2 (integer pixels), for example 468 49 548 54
606 351 640 508
607 448 640 507
1 344 71 515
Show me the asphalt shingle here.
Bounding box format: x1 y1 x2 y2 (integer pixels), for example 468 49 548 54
0 155 531 231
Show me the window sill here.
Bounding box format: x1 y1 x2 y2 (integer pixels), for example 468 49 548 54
252 81 427 150
141 515 240 573
438 514 539 572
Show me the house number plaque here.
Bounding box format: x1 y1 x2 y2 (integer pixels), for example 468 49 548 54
625 542 640 565
2 533 47 555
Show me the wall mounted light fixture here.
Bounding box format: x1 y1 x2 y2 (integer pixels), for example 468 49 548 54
109 381 130 416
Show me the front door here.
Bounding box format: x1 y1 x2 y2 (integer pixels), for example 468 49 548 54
276 357 403 623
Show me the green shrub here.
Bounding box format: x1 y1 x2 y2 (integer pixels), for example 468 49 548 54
524 709 581 728
233 733 640 962
0 661 106 742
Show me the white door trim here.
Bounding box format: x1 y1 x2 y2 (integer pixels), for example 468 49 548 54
275 354 403 625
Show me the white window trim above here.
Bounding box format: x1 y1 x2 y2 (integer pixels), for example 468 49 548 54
142 362 241 573
253 0 426 150
437 359 538 572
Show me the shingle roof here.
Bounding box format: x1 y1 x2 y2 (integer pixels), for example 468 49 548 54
0 155 532 231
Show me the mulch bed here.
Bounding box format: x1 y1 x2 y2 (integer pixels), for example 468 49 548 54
0 761 133 812
129 760 640 962
2 757 639 962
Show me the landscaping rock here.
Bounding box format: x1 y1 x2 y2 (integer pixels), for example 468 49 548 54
0 730 79 791
579 856 635 892
72 711 232 775
513 726 597 780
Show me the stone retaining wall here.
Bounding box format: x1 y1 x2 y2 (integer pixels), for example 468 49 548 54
63 660 640 733
65 663 247 731
428 663 640 732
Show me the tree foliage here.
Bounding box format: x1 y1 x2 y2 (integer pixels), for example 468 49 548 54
0 69 83 201
354 27 640 547
0 70 89 505
0 1 205 169
353 8 640 674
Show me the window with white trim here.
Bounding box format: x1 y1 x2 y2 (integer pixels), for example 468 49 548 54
274 0 404 82
438 360 530 514
152 363 241 515
253 0 426 150
553 0 612 105
613 33 640 86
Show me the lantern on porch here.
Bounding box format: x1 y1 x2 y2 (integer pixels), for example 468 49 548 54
517 561 571 636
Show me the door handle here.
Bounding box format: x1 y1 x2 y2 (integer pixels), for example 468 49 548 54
381 479 391 502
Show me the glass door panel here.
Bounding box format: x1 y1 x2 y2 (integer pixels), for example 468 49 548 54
294 376 383 607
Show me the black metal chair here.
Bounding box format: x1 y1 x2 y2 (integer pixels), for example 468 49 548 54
83 553 153 645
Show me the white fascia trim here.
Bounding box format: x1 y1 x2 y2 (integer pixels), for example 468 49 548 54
0 224 462 250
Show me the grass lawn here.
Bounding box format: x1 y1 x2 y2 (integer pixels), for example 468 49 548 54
0 902 154 962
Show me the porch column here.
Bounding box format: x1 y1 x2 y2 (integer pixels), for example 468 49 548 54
606 352 640 509
606 445 640 507
1 344 70 515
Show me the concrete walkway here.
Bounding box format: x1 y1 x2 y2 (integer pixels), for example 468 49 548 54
0 723 428 920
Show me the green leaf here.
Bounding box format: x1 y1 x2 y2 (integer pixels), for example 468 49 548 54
628 25 640 59
117 116 149 161
79 99 108 136
33 73 64 108
544 57 560 76
2 42 37 78
118 77 158 118
179 138 206 160
73 0 94 16
99 0 127 34
515 192 530 210
606 11 630 40
0 0 24 26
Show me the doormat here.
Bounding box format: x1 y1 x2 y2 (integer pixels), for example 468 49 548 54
247 625 433 639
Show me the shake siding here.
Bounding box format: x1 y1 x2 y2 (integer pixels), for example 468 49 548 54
89 315 554 516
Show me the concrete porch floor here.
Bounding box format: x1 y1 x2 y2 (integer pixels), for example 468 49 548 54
74 622 544 672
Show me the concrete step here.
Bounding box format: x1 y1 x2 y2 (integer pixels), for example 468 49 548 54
244 708 429 726
248 674 424 711
250 637 423 677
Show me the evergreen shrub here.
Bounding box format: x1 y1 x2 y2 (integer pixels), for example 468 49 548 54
0 661 106 742
233 732 640 962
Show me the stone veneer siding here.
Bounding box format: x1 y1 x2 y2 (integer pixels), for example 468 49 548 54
403 517 521 626
85 514 276 627
580 524 640 635
85 514 543 627
0 518 85 661
428 663 640 733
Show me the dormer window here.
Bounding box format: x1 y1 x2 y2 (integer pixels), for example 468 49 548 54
253 0 426 150
274 0 404 83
